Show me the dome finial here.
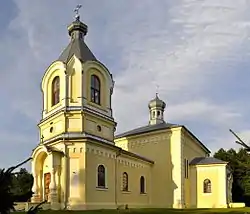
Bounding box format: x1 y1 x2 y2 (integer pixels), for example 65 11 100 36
156 84 159 97
67 4 88 39
74 4 82 21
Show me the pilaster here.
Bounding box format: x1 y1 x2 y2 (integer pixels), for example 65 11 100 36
171 128 184 208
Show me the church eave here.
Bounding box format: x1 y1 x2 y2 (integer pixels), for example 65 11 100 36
115 123 211 154
115 122 180 139
181 126 211 154
88 139 154 164
42 132 114 145
189 157 227 166
39 106 115 126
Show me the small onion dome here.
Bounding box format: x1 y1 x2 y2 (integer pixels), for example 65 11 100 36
148 93 166 109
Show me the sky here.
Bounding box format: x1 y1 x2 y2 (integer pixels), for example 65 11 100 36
0 0 250 170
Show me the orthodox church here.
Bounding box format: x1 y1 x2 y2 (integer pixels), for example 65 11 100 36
29 13 233 210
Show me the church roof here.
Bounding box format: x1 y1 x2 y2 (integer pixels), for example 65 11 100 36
58 38 97 63
115 122 211 153
189 157 227 165
115 122 179 138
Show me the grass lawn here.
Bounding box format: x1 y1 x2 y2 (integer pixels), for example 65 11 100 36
13 208 250 214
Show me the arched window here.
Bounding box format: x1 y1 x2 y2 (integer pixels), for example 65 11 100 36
52 76 60 106
97 165 105 188
152 111 155 118
203 179 211 193
91 75 101 105
122 172 128 191
140 176 145 194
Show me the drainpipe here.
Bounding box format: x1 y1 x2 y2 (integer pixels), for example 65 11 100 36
115 148 122 208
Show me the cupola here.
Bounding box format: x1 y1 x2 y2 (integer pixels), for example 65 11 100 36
148 93 166 125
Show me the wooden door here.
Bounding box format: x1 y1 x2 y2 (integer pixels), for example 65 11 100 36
44 173 51 201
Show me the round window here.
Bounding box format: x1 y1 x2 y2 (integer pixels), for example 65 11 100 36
50 127 54 133
97 125 102 132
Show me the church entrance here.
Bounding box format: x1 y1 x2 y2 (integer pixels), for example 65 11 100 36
44 173 51 201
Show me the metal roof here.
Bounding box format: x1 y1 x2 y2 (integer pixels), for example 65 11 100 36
189 157 227 165
115 122 179 138
115 122 211 153
58 38 97 63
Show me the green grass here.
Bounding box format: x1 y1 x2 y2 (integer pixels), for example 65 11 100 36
13 208 250 214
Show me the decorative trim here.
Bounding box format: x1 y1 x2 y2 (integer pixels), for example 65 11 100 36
41 133 154 165
43 132 114 145
127 134 169 149
39 105 115 126
85 144 152 167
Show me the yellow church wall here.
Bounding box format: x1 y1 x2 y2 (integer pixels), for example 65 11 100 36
116 155 152 208
84 142 152 209
170 128 183 208
84 113 115 142
182 129 210 208
57 142 87 208
39 112 65 142
190 164 227 208
67 56 83 105
68 147 86 206
66 112 83 132
115 138 129 151
115 128 180 208
189 166 197 208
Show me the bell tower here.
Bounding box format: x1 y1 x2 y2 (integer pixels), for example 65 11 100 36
31 8 117 208
38 9 116 145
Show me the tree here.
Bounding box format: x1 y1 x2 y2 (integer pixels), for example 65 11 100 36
0 158 32 214
11 168 33 202
214 148 250 205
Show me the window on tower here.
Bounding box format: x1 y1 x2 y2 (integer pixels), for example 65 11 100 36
91 75 101 105
52 76 60 106
152 111 155 118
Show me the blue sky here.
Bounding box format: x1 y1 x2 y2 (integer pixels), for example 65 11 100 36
0 0 250 170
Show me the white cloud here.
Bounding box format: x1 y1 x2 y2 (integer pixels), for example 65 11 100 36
112 0 250 130
1 1 250 167
167 100 242 125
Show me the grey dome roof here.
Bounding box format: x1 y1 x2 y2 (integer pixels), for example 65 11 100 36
148 94 166 109
58 19 98 63
58 38 97 63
